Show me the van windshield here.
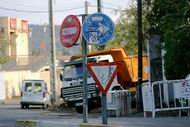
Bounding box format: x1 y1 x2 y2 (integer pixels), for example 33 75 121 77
34 83 42 93
25 83 32 92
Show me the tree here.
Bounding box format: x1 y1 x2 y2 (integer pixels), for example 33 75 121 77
107 1 149 55
145 0 190 79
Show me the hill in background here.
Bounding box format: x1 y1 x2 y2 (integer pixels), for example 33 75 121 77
29 24 81 56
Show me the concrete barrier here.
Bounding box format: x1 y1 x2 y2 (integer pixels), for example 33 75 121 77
15 120 120 127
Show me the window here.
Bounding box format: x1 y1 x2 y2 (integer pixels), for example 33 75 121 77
34 83 42 93
25 83 32 92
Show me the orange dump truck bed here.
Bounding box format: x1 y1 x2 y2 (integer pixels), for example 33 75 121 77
87 48 148 88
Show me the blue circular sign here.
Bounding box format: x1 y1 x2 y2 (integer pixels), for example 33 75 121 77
82 13 114 46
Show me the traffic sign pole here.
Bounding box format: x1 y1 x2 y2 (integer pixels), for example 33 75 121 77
102 93 108 124
82 13 115 124
86 62 118 125
82 14 88 123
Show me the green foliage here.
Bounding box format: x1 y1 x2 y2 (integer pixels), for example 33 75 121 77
108 1 149 55
145 0 190 79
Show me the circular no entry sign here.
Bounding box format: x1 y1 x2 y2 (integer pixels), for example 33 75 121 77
60 15 81 48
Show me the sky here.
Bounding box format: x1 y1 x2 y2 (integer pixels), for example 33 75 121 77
0 0 131 25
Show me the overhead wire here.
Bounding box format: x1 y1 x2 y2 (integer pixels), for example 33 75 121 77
0 6 84 13
0 0 47 10
87 0 125 8
88 4 126 12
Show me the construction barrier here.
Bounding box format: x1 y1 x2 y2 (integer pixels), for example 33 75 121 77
142 79 190 118
107 90 134 117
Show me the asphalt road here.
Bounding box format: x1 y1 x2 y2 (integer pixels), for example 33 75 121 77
1 101 190 127
0 103 83 127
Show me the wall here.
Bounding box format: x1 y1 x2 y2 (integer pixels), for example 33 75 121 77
0 72 5 100
1 68 61 99
3 71 40 98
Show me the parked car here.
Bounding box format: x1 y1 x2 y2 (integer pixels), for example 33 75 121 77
20 80 51 109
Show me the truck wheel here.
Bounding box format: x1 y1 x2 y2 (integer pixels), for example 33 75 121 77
21 104 25 109
75 106 83 113
26 105 29 109
42 104 46 109
42 104 49 109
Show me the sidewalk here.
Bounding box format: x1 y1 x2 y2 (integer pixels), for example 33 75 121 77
3 97 20 105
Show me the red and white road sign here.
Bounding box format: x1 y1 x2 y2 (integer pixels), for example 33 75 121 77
60 15 81 48
87 62 118 94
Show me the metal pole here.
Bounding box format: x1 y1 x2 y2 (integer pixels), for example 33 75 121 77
48 0 57 105
137 0 143 111
85 1 92 53
97 0 105 50
85 1 88 14
102 93 108 124
82 14 88 123
97 0 102 12
161 43 166 81
146 35 151 87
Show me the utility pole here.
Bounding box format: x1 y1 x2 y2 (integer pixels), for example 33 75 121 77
48 0 57 105
97 0 105 50
97 0 102 12
85 1 88 14
82 14 88 123
85 1 92 53
137 0 143 111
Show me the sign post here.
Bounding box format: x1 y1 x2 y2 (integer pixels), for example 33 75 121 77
60 15 89 123
83 12 115 124
81 14 88 123
86 62 118 124
102 93 107 124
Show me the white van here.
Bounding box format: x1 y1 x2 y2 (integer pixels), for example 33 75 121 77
20 80 50 109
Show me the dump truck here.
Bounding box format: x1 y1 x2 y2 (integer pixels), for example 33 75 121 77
60 48 148 113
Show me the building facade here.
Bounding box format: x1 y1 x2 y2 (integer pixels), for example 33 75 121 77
0 17 68 100
0 17 29 62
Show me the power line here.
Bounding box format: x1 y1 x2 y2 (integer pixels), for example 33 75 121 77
88 0 125 8
103 1 123 7
88 5 126 12
0 6 84 13
54 6 84 12
0 0 47 10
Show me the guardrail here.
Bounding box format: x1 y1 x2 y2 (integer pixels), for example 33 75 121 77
107 90 134 117
142 79 190 118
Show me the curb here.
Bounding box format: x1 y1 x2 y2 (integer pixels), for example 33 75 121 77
15 120 120 127
80 123 119 127
15 120 79 127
